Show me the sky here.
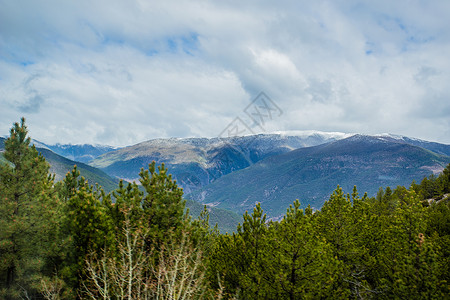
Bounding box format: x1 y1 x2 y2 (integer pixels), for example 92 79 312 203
1 0 450 146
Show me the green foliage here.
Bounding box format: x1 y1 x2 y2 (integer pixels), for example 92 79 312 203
185 199 242 234
210 202 342 299
0 118 60 299
427 198 450 291
315 186 369 297
140 162 187 251
416 163 450 200
141 162 186 228
1 119 450 299
209 182 449 299
265 200 341 299
58 166 115 295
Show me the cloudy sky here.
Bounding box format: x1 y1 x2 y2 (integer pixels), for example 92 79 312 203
1 0 449 146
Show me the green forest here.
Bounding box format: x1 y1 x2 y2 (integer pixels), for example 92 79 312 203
1 119 449 299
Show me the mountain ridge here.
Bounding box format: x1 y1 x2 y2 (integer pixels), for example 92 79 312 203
187 135 450 218
1 136 238 232
88 132 360 192
31 140 118 163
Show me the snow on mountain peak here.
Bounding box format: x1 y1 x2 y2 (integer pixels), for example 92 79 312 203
271 130 354 140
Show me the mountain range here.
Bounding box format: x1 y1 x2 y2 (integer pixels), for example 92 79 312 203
89 131 352 193
188 134 450 218
0 136 241 232
2 131 450 227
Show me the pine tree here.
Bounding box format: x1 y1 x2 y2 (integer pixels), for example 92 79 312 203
59 166 115 295
387 190 446 297
0 118 58 299
208 203 268 298
140 161 187 249
316 186 373 298
266 199 341 299
109 179 145 240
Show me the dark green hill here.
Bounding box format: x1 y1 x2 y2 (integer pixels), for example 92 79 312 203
188 135 450 219
1 141 118 193
37 148 118 193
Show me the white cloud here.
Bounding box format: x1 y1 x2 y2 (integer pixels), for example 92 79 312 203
1 0 449 145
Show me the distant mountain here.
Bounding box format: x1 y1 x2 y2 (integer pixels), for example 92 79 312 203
89 132 351 192
31 140 117 163
188 135 450 219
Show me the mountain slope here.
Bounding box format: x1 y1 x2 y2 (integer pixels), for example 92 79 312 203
1 138 118 193
2 136 237 231
89 132 350 192
31 141 117 163
37 148 118 193
188 135 450 218
185 199 242 233
381 134 450 156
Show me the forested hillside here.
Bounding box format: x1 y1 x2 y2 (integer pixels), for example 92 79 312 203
1 119 449 299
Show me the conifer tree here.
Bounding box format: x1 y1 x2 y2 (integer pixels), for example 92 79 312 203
59 166 115 294
109 179 144 239
426 197 450 290
316 186 374 297
140 161 187 249
265 200 341 299
209 203 272 298
386 190 445 297
0 118 58 299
